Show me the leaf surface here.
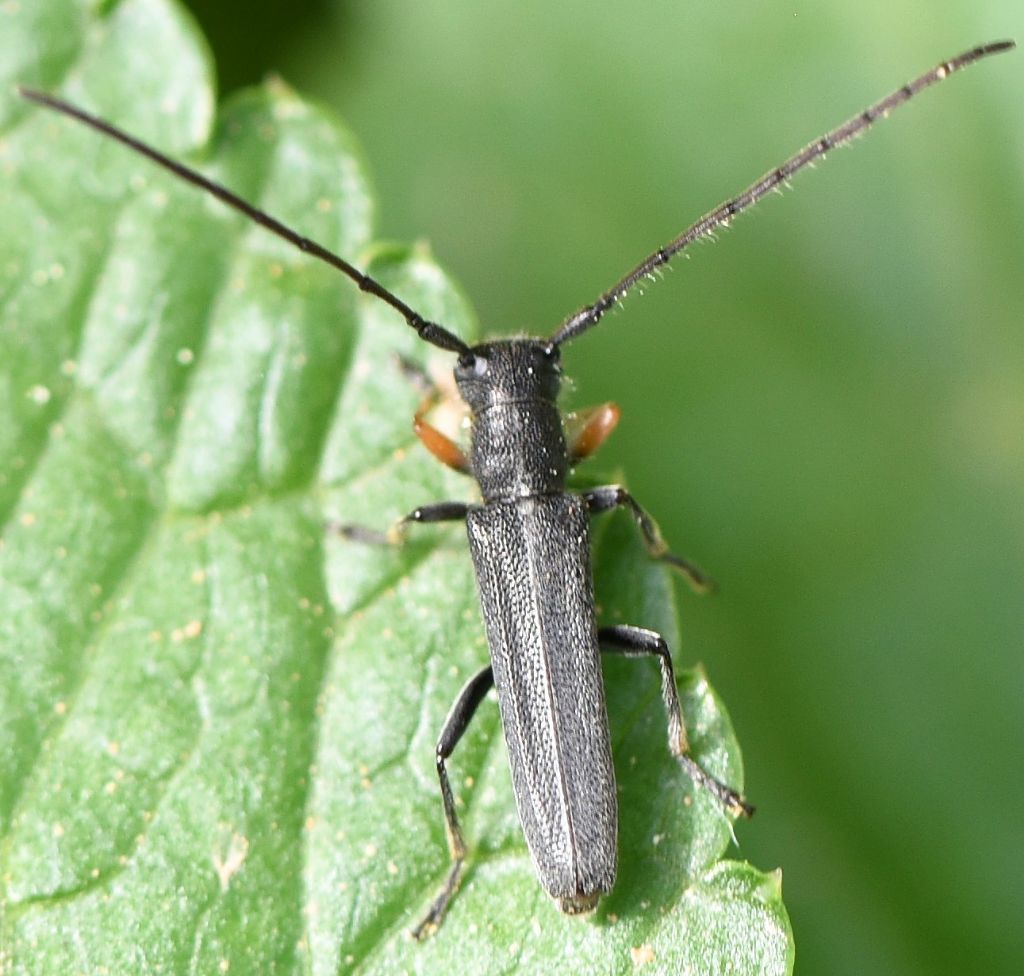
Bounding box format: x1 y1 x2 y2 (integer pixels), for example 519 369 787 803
0 2 792 973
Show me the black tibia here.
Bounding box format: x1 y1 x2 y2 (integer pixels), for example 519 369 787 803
583 485 714 592
598 625 753 818
327 501 470 546
412 664 495 941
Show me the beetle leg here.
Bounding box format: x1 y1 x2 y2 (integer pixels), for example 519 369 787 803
328 500 470 547
566 402 621 463
393 353 472 474
415 410 471 474
412 663 495 941
583 485 714 593
598 624 754 818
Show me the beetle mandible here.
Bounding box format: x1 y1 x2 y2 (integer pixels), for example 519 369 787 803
18 37 1014 938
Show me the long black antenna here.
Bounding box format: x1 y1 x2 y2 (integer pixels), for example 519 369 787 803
551 40 1015 347
17 86 470 356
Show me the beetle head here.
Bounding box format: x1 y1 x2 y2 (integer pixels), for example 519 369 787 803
454 339 561 412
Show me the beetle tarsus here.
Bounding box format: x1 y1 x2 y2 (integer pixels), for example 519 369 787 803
328 501 471 550
325 522 389 546
411 859 465 941
676 753 756 818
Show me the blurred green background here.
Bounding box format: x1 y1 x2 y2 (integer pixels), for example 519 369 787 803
183 1 1022 972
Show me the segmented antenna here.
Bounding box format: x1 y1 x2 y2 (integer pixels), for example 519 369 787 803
17 87 470 356
551 40 1015 347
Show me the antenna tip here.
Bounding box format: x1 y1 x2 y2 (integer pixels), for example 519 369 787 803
984 39 1016 55
16 85 53 107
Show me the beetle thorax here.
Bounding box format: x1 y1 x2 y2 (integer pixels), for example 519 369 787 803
455 339 570 501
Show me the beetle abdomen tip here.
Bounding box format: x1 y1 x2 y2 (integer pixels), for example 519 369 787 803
558 892 601 916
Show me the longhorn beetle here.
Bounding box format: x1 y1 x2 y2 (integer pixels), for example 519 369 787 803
19 38 1014 938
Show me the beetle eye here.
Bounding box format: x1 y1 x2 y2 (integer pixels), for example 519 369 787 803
457 351 488 376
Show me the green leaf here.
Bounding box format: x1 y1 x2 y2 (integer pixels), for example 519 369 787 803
0 1 792 973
